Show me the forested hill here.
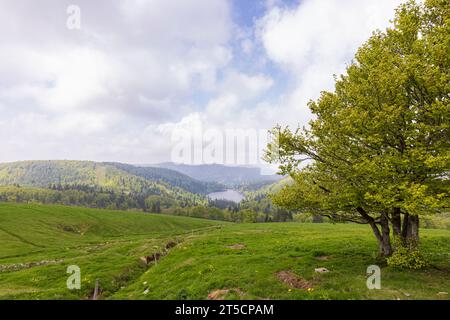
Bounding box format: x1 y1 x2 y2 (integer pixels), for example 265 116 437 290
104 162 223 194
155 163 282 186
0 161 222 196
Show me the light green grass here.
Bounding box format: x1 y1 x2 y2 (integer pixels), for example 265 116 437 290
0 202 225 299
0 203 448 300
113 223 450 300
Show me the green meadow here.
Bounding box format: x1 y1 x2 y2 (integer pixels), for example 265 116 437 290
0 203 448 300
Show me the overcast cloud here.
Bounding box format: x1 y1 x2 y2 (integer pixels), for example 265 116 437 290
0 0 405 165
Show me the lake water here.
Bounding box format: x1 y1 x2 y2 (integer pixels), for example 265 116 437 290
208 189 245 203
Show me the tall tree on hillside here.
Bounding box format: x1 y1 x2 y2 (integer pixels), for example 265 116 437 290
265 0 449 257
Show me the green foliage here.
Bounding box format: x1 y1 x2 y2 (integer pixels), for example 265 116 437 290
239 177 295 222
0 161 213 210
0 185 179 212
0 161 295 223
387 246 428 270
266 0 449 217
0 160 209 206
422 213 450 230
293 213 328 223
107 162 224 194
265 0 449 253
240 209 258 223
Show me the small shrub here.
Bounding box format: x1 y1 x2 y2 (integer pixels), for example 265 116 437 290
312 250 327 257
387 246 428 270
176 289 189 300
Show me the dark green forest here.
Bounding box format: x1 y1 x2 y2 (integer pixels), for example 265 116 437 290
0 161 293 222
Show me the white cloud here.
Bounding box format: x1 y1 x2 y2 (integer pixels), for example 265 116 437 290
0 0 409 165
0 0 232 115
254 0 404 127
259 0 403 70
220 71 273 100
0 0 233 163
164 0 408 166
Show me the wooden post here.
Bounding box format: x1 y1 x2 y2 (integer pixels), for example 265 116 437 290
93 279 100 300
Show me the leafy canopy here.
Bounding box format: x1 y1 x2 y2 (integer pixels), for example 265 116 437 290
265 0 449 222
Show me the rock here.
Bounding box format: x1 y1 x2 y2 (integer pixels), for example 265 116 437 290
166 241 177 249
143 289 149 295
403 292 411 297
208 289 229 300
314 267 330 273
140 252 162 265
139 256 148 265
148 252 162 263
437 292 448 296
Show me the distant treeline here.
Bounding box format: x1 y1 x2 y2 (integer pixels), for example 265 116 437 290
0 185 293 223
0 185 447 228
0 185 196 212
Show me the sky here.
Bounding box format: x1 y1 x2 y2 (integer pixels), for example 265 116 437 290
0 0 406 166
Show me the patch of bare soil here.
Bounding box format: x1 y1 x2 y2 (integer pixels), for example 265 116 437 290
140 240 181 266
208 288 245 300
276 271 313 290
140 252 162 265
166 241 177 250
315 255 330 261
226 244 246 249
208 289 229 300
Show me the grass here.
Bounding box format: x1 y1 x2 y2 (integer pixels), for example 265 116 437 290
113 223 450 300
0 203 449 300
0 202 225 299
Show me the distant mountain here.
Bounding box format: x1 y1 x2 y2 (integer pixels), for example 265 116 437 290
105 162 224 194
0 160 221 198
155 163 282 186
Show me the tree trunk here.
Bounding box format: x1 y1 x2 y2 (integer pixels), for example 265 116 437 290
357 207 392 257
379 213 393 256
394 211 420 248
401 212 409 240
391 207 402 237
406 215 419 248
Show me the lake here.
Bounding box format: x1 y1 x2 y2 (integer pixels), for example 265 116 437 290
207 189 245 203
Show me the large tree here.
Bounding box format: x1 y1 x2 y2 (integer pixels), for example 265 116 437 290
265 0 449 257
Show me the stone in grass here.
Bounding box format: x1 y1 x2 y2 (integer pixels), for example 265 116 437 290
437 292 448 296
143 289 149 295
314 267 330 273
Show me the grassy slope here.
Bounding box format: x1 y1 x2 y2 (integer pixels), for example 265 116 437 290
0 203 449 300
114 223 450 300
0 202 225 299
